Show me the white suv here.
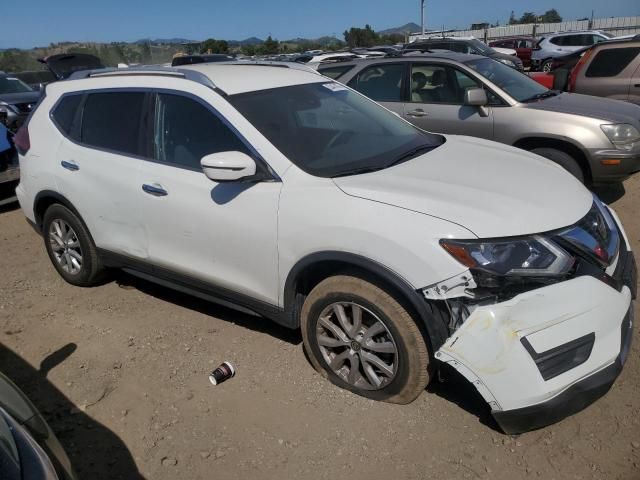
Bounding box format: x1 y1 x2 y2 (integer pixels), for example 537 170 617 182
14 62 636 434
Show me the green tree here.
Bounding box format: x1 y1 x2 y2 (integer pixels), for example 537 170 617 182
200 38 229 54
508 10 517 25
541 9 562 23
260 36 280 55
241 44 257 56
519 12 538 24
140 42 152 64
343 24 378 48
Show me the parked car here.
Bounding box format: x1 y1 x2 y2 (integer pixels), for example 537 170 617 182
565 36 640 104
323 53 640 184
489 36 535 68
0 371 76 479
14 62 636 434
0 73 40 134
531 30 612 72
171 54 235 67
404 37 524 70
10 70 56 90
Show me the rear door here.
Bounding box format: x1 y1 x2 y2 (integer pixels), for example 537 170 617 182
346 62 407 116
52 90 147 257
577 44 640 102
516 39 533 67
402 62 494 138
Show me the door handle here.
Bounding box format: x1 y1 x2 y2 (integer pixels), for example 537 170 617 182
60 160 79 171
406 109 428 117
142 183 168 196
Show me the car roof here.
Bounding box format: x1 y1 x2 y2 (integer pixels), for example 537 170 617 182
544 30 605 38
317 52 484 68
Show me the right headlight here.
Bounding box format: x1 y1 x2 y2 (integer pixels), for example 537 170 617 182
440 236 574 277
600 124 640 151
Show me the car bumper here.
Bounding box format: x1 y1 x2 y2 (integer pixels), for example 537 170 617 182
588 148 640 183
436 238 636 434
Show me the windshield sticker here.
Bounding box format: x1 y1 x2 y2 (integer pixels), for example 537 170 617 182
323 83 348 92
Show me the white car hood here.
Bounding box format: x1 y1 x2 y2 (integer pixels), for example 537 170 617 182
333 136 593 238
492 47 517 56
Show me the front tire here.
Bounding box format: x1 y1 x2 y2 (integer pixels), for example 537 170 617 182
43 204 104 286
541 59 553 73
531 147 585 183
301 275 430 404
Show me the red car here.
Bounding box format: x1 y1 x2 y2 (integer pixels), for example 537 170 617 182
489 37 534 68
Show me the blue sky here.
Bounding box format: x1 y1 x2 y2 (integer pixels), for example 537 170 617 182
2 0 639 49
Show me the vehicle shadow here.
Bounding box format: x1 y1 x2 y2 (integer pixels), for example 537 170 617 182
0 342 145 479
113 271 302 345
593 182 626 203
427 363 502 433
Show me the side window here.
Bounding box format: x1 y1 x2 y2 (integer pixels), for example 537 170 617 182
410 64 479 104
428 41 451 51
81 92 146 156
318 65 355 80
347 64 404 102
51 94 83 139
448 42 472 54
153 93 250 170
585 47 640 77
549 36 563 46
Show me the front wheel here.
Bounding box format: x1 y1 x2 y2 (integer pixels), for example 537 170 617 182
531 147 585 183
301 275 430 404
541 59 553 73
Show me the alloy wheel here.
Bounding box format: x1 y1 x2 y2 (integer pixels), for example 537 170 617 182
48 219 83 275
316 302 398 390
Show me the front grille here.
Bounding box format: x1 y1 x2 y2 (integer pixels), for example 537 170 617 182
12 102 35 114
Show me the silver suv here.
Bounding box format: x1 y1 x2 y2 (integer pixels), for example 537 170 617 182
532 30 613 72
322 53 640 184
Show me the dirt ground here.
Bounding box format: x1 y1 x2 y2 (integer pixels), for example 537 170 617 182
0 177 638 480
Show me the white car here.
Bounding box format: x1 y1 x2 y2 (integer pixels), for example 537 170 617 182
14 62 636 434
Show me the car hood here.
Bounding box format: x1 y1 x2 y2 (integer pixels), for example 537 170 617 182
492 47 517 56
333 136 592 238
0 91 40 106
524 92 640 125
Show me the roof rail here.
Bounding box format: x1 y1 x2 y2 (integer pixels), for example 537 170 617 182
225 60 321 75
67 66 217 89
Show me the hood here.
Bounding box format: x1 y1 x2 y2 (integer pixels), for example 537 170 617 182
0 91 40 106
492 47 517 56
333 136 592 238
524 92 640 125
489 51 523 65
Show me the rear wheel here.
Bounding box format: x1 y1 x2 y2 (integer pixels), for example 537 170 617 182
531 147 585 183
43 204 104 286
541 59 553 73
301 275 430 404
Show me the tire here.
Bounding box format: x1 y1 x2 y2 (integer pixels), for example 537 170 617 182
531 147 585 184
301 275 430 404
541 59 553 73
42 204 104 287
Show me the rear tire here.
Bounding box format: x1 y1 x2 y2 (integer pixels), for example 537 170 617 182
531 147 585 183
541 59 553 73
301 275 430 404
43 204 104 287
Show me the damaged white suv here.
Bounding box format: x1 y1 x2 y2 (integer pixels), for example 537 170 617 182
15 62 636 434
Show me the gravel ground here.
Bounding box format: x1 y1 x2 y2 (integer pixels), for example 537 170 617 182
0 177 638 480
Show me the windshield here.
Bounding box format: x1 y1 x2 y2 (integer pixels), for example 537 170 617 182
465 57 549 102
228 82 444 177
0 76 33 94
469 39 496 55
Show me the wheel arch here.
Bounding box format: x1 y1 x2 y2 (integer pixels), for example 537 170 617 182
512 136 592 184
283 251 450 352
33 190 86 232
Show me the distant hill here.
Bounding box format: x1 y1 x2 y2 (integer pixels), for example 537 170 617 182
228 37 264 46
134 38 195 45
379 22 421 35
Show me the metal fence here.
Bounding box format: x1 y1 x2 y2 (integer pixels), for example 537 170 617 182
409 16 640 42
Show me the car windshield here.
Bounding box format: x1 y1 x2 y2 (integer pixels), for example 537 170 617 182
469 39 496 55
228 82 444 178
465 57 550 102
0 76 33 94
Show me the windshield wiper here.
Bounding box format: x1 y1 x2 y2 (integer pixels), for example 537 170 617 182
521 91 558 103
386 144 436 168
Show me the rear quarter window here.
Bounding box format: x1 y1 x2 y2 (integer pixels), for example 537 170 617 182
51 94 83 139
585 47 640 77
318 65 355 80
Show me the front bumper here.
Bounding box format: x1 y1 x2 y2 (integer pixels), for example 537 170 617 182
588 147 640 183
436 246 636 434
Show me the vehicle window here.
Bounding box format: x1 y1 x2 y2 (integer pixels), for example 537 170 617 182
410 64 482 104
585 47 640 77
517 40 531 49
549 36 564 46
466 57 548 102
153 93 249 170
228 82 443 178
427 41 451 51
318 65 355 80
347 63 404 102
448 42 472 54
81 92 145 156
0 76 33 94
52 94 83 138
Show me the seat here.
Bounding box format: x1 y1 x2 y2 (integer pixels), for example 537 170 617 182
431 69 457 103
411 72 428 102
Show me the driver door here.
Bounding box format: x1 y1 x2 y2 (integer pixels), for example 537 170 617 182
404 62 494 138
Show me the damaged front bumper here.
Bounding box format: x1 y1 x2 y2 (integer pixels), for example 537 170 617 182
435 248 636 435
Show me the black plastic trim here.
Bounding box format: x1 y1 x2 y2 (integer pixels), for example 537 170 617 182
521 333 595 381
493 306 633 435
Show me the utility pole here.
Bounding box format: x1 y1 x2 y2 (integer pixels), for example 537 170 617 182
421 0 426 36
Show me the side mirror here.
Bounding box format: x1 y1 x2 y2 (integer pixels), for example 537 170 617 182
464 87 488 106
201 151 257 182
